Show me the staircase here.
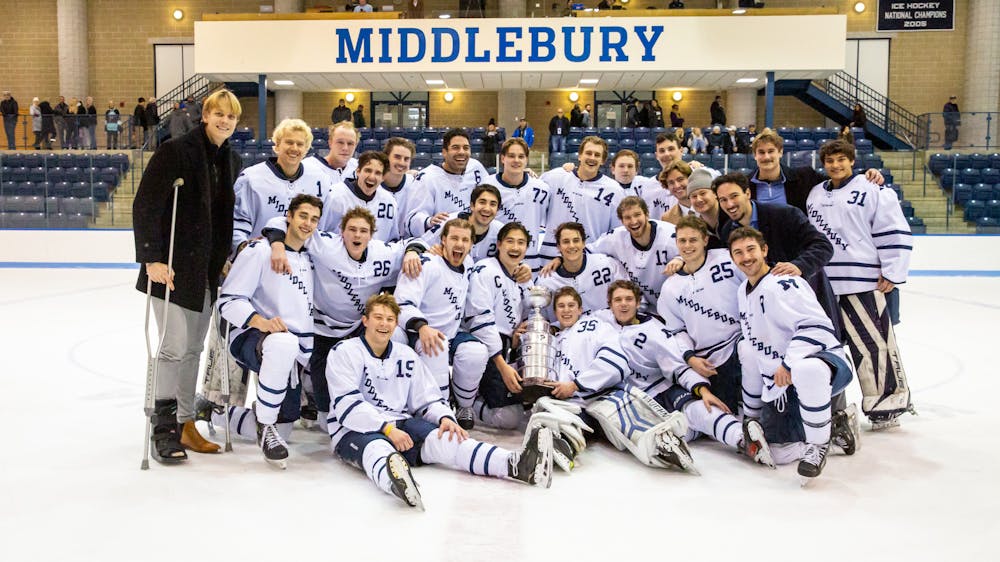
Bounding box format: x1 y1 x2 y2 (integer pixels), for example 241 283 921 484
878 151 974 234
775 72 917 151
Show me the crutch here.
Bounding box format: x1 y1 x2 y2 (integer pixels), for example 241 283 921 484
219 319 233 452
141 177 184 470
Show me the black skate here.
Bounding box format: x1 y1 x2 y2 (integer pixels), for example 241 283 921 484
739 418 775 468
655 428 698 475
832 404 861 455
455 406 475 430
509 427 554 487
798 442 830 484
256 422 289 469
194 394 223 436
387 452 424 510
551 435 577 472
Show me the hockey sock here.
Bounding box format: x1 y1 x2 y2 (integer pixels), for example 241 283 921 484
474 399 524 430
212 406 257 441
451 340 488 408
791 358 833 445
255 332 299 424
683 402 741 449
361 439 396 496
420 435 511 478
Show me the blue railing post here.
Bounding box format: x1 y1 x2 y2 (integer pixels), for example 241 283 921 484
258 74 267 143
765 71 775 129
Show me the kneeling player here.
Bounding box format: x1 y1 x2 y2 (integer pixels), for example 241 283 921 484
327 294 555 509
729 227 856 483
597 280 774 468
217 194 321 468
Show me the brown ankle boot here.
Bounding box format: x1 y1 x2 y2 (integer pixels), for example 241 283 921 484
180 420 221 454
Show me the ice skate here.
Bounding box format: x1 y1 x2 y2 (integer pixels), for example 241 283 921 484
797 442 830 485
832 404 861 455
387 452 424 510
739 418 775 468
508 427 554 488
256 421 289 469
655 429 698 475
870 413 901 431
193 394 223 436
551 435 577 472
455 406 475 430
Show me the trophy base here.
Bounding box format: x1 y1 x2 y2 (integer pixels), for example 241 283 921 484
520 381 555 404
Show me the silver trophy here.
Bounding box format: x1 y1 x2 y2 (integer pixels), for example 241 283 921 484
518 286 558 403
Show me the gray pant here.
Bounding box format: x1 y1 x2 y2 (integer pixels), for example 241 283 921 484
152 290 212 423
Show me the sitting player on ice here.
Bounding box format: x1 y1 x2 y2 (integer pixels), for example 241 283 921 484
527 287 692 473
326 294 555 510
729 227 857 483
594 280 774 469
216 194 322 469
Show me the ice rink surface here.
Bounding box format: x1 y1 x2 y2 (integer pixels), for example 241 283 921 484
2 268 997 562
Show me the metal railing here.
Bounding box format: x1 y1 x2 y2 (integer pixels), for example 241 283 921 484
819 71 920 148
917 111 996 151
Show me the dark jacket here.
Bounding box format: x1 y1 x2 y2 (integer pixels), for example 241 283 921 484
39 101 55 136
748 163 825 214
332 105 352 124
352 108 366 128
134 103 147 127
670 111 684 128
570 106 582 127
86 104 98 127
548 115 569 136
710 101 726 125
133 125 242 312
0 97 18 118
851 107 866 128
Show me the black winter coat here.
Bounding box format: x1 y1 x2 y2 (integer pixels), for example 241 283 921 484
133 125 241 312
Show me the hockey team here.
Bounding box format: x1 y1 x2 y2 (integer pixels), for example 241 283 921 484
137 107 914 505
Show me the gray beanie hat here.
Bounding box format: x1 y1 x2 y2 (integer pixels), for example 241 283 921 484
686 167 719 198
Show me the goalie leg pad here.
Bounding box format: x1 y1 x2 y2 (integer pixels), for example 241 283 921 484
585 387 695 471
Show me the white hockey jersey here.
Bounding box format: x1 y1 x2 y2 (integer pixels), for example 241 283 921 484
464 257 530 358
806 174 913 296
303 153 358 185
589 220 678 309
326 337 455 450
232 159 332 252
552 316 629 404
592 309 707 399
218 240 314 365
420 211 504 262
638 178 678 221
618 176 648 198
534 252 625 320
406 160 489 236
382 173 419 238
657 249 744 368
262 216 425 338
319 179 400 242
538 168 625 261
480 172 551 271
737 272 844 402
395 253 474 339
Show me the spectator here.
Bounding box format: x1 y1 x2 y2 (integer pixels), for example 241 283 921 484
512 117 534 148
686 126 707 154
725 126 744 154
710 95 726 126
570 103 582 127
85 96 98 149
548 107 569 155
482 119 503 164
838 124 854 146
168 102 192 140
669 0 685 7
353 104 366 128
354 0 373 11
39 100 55 149
105 100 121 149
581 103 592 127
331 98 352 123
74 98 86 149
638 101 651 128
943 95 960 150
31 97 42 149
747 123 757 139
850 102 866 137
184 95 202 129
54 96 69 149
669 103 684 128
145 97 160 148
648 99 665 128
707 125 726 153
1 91 18 150
407 0 424 18
625 99 641 127
65 98 80 149
133 97 147 149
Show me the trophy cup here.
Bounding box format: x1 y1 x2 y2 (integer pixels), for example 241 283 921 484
518 286 558 403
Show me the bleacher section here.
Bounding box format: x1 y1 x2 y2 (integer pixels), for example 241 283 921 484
928 152 1000 233
0 152 130 228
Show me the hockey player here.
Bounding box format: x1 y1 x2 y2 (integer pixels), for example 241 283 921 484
479 138 551 272
463 222 533 429
319 150 399 241
636 133 703 219
381 138 419 238
217 194 322 468
807 139 913 429
538 136 625 261
395 218 488 430
685 167 729 246
327 294 555 509
729 226 855 481
303 120 359 185
610 150 647 197
421 184 505 262
656 215 745 413
232 118 330 252
534 222 625 318
595 281 774 468
406 128 488 236
528 286 693 472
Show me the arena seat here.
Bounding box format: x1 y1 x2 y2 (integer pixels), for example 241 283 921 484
928 153 949 175
969 153 989 170
729 154 748 169
899 200 915 218
855 139 873 154
939 168 958 188
60 196 95 216
980 168 1000 185
47 212 89 228
403 127 421 141
961 168 981 185
963 200 986 222
987 200 1000 220
643 166 659 178
906 216 926 233
45 196 60 215
619 138 635 151
412 152 431 169
361 139 379 152
972 183 993 201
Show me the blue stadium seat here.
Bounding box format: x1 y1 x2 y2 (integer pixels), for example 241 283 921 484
879 168 894 184
993 184 1000 200
640 153 658 169
16 181 43 196
470 138 484 152
583 127 598 137
311 127 328 140
2 154 24 168
643 166 660 178
850 127 865 140
431 154 444 166
390 126 406 139
471 127 486 140
28 166 47 183
9 167 28 182
70 182 91 198
361 139 379 152
990 153 1000 169
798 139 816 151
233 127 254 141
783 140 797 152
729 154 748 169
569 127 582 136
975 216 1000 233
549 152 567 167
47 212 88 228
969 153 989 170
7 195 45 213
92 154 111 169
433 138 444 149
855 139 873 154
412 152 431 170
1 180 16 195
954 154 972 170
939 168 958 188
617 128 633 141
242 139 259 151
906 216 926 233
372 127 389 142
961 168 981 185
311 139 327 150
899 200 915 218
888 184 903 200
45 196 60 215
634 127 650 141
5 211 47 228
567 137 582 153
619 138 635 151
710 154 726 169
987 200 1000 220
22 154 42 168
636 138 654 153
681 153 694 162
229 138 244 151
963 200 986 222
60 196 95 216
863 154 883 169
980 168 1000 185
415 138 433 152
604 139 619 152
51 181 71 197
972 183 994 201
928 153 949 175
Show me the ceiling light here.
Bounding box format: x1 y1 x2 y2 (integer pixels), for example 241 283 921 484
853 2 866 13
580 78 599 85
672 91 683 102
568 92 580 102
443 92 455 103
345 93 355 102
439 14 451 19
172 9 184 20
425 79 445 86
736 78 758 84
732 9 747 14
273 80 294 86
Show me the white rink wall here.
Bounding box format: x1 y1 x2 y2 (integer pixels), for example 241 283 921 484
0 229 998 273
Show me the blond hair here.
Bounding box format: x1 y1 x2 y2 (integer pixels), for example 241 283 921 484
272 118 314 147
202 89 242 119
